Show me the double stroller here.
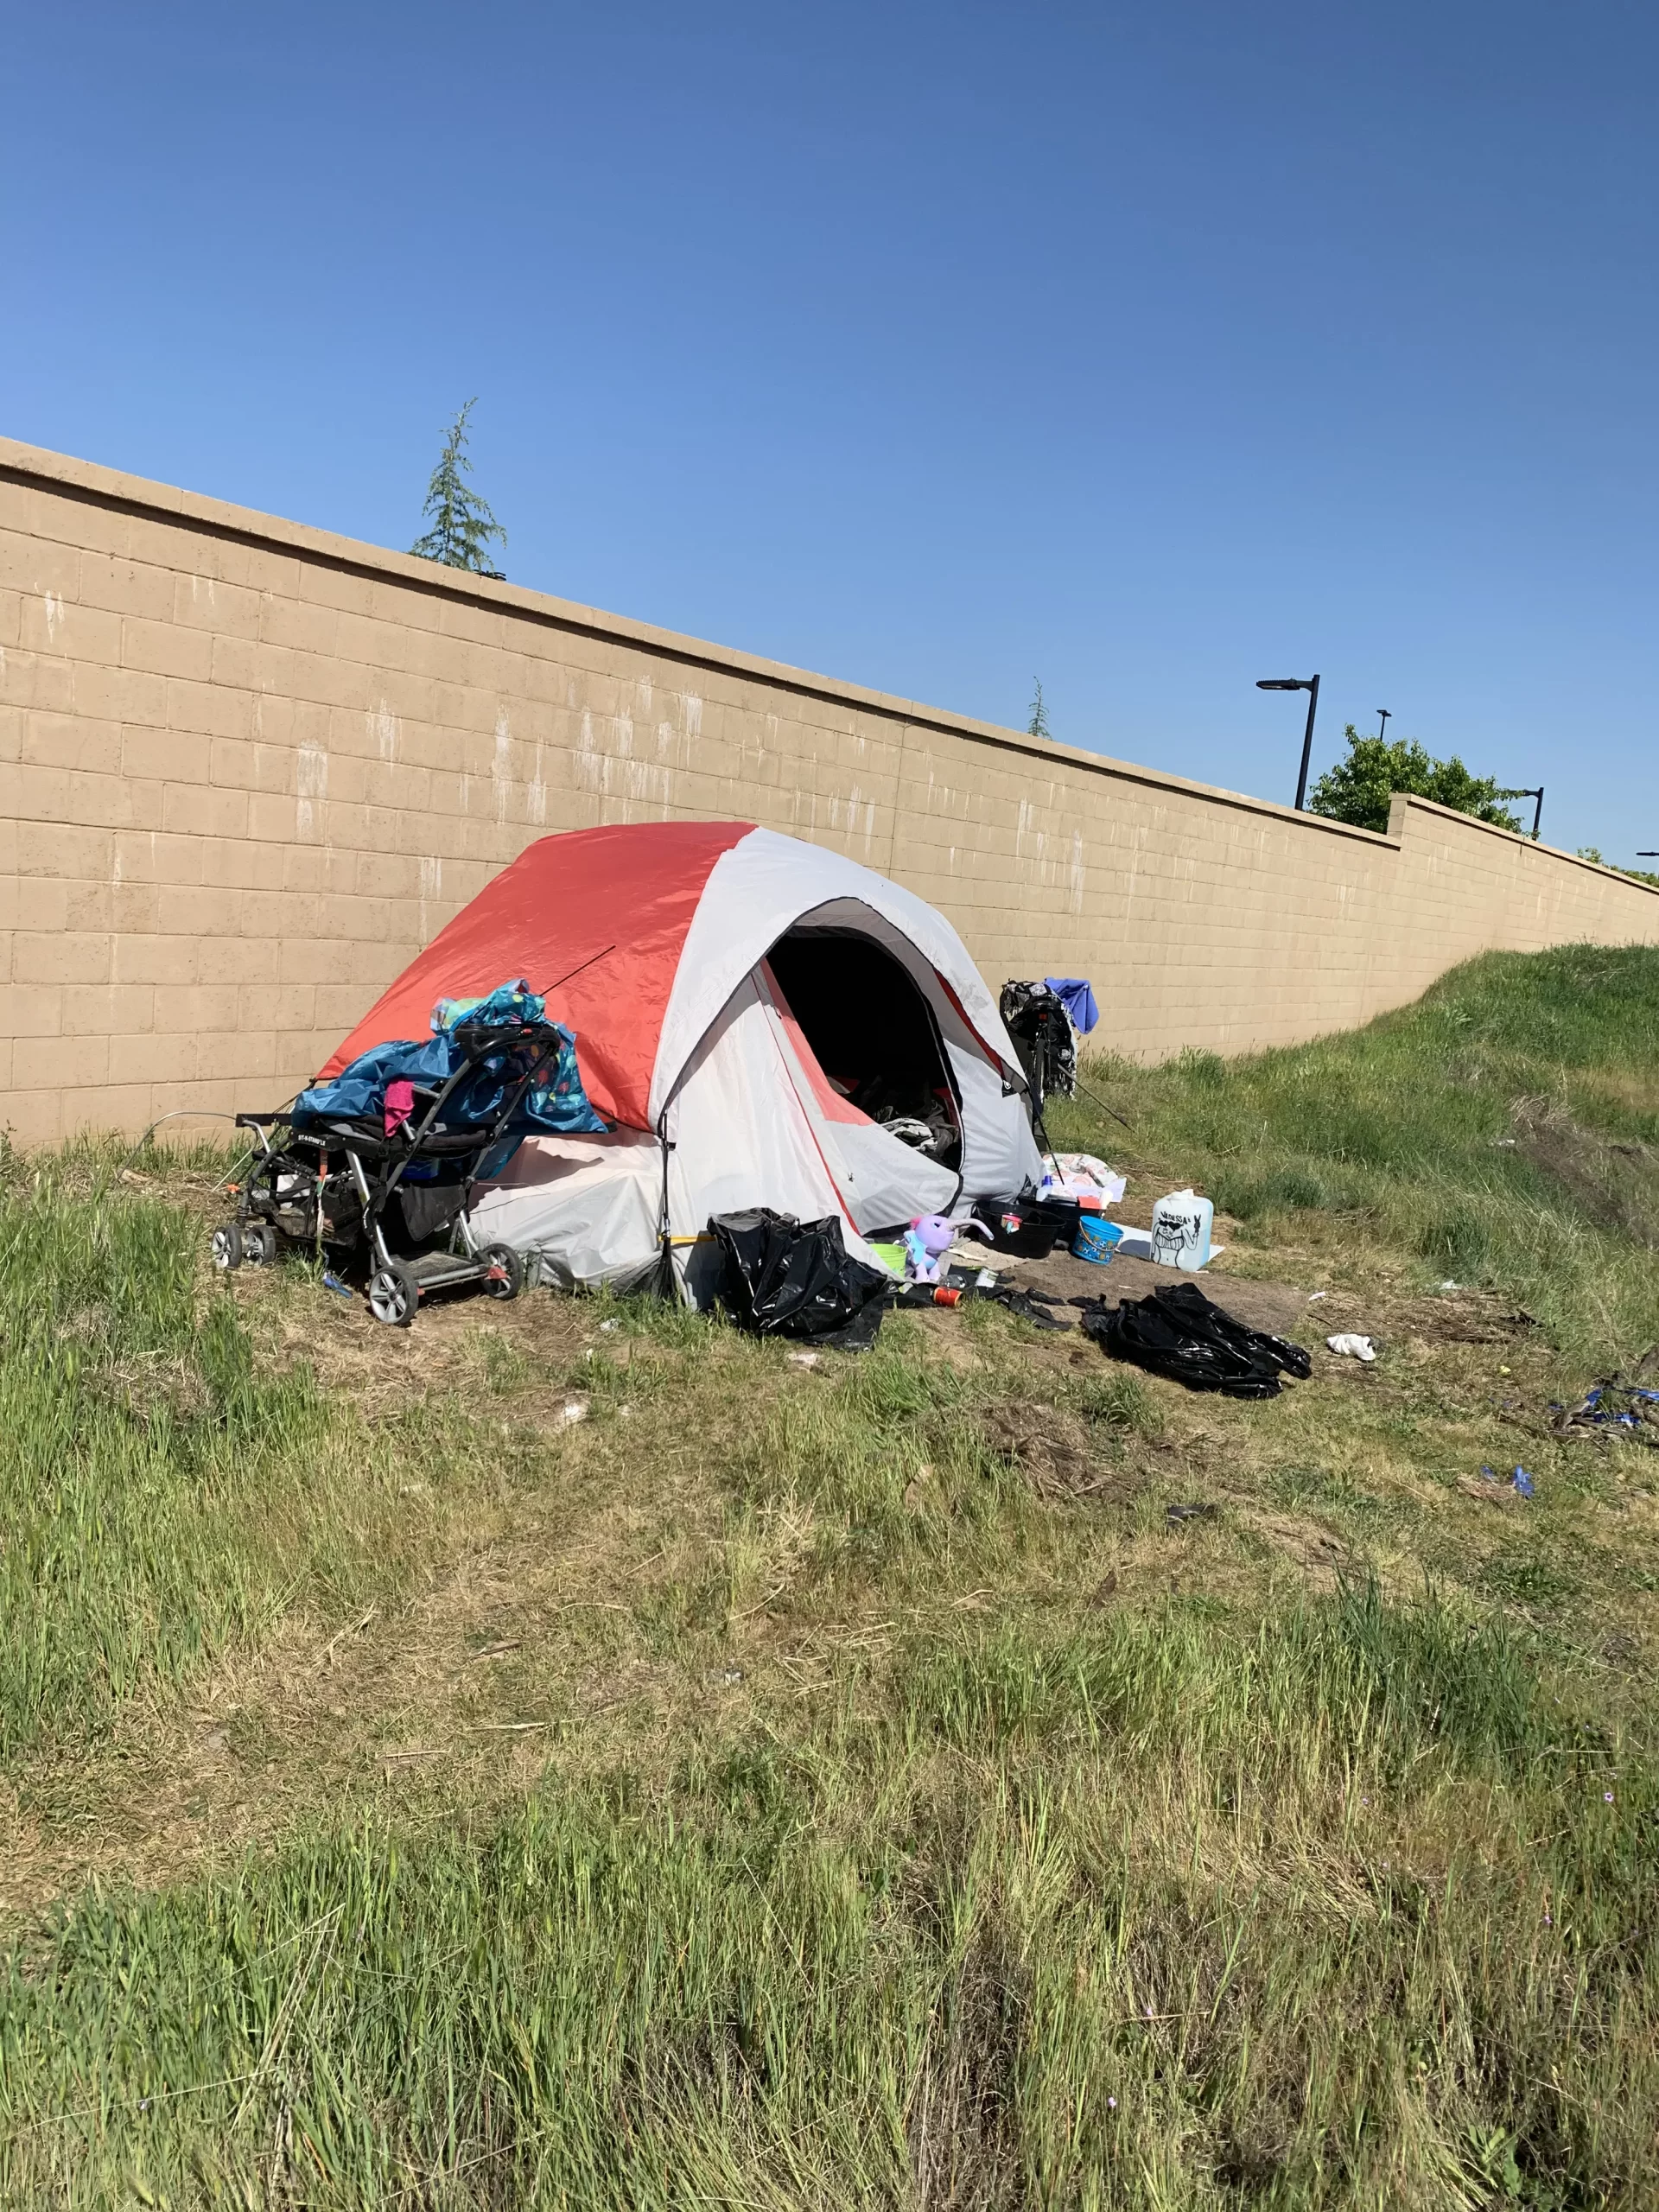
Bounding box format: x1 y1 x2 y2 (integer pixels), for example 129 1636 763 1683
213 1008 589 1326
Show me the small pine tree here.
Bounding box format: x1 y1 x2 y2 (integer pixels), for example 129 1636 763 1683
1308 726 1521 835
410 399 507 576
1027 681 1052 741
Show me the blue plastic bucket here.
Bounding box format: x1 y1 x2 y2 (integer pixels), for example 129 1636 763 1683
1071 1215 1123 1266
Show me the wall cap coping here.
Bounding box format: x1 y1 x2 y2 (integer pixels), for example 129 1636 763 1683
2 434 1396 848
1389 792 1659 893
5 435 1648 895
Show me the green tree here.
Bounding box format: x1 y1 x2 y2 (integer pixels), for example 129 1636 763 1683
410 399 507 575
1308 725 1522 835
1578 849 1659 888
1027 680 1052 741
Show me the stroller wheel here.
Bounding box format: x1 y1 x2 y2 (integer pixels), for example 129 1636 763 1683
368 1262 419 1328
480 1243 524 1300
243 1224 277 1267
211 1222 244 1271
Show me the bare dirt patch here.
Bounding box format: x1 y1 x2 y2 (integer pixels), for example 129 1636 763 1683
980 1401 1128 1500
1004 1248 1309 1339
1513 1097 1659 1248
1240 1510 1353 1588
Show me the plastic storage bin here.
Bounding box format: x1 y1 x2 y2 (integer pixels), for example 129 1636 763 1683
972 1196 1081 1258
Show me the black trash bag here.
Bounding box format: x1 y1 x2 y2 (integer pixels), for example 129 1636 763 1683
1083 1282 1310 1398
710 1209 891 1345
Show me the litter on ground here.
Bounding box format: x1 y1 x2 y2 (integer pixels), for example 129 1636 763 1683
1552 1379 1659 1443
1481 1463 1535 1499
1325 1333 1377 1363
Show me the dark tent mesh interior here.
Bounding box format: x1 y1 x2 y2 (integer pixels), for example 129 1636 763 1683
766 928 963 1169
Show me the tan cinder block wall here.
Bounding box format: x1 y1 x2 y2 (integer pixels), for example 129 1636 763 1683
3 433 1657 1145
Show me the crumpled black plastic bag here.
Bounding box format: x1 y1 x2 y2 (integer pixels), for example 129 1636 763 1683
1082 1281 1310 1398
710 1209 891 1345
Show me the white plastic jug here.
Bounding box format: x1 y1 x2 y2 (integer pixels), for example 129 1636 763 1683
1149 1188 1214 1271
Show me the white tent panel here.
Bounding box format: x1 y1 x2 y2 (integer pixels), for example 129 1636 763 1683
651 829 1020 1121
950 1048 1046 1204
468 1129 662 1291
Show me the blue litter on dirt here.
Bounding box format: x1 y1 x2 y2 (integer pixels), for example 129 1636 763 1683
322 1272 354 1300
1479 1463 1534 1498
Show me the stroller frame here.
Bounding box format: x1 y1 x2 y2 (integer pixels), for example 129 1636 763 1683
213 1017 572 1325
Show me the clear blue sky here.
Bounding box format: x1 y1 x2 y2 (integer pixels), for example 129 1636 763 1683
5 2 1655 855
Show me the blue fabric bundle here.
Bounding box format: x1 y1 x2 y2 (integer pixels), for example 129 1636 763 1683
1044 976 1099 1034
294 979 607 1137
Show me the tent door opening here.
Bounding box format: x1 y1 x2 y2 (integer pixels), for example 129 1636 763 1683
765 928 963 1174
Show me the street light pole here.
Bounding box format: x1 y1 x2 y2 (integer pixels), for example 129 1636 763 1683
1255 675 1321 810
1376 709 1391 742
1296 676 1321 810
1503 786 1545 840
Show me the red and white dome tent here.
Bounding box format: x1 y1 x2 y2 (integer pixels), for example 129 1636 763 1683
318 821 1044 1300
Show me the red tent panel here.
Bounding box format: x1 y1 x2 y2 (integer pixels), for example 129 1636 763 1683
317 820 755 1128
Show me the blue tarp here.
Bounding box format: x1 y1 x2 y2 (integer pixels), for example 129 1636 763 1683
293 979 607 1137
1044 976 1099 1034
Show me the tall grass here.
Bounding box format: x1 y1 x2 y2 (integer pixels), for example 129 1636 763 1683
1053 942 1659 1357
0 1160 454 1756
3 1588 1651 2206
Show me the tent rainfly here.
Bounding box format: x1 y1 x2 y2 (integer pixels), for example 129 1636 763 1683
318 821 1045 1300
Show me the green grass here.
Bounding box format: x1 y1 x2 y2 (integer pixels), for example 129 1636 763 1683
4 1593 1651 2206
0 1151 488 1758
1051 941 1659 1359
3 946 1659 2207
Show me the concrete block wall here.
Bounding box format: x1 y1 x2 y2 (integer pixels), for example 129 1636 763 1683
3 433 1656 1145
